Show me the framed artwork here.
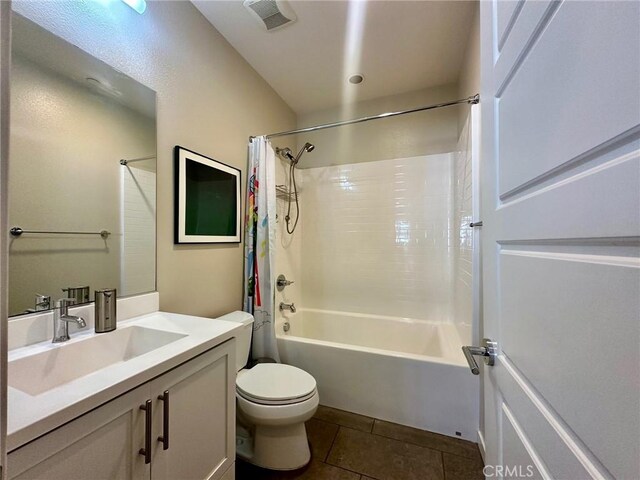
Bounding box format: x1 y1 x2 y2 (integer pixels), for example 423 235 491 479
174 146 241 244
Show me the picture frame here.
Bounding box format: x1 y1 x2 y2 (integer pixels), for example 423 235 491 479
174 146 241 244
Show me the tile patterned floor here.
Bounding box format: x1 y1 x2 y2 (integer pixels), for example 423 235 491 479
236 406 484 480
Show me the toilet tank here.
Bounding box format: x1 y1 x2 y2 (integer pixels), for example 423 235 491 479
216 311 254 372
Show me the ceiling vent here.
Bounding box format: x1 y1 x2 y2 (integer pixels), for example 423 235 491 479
243 0 297 32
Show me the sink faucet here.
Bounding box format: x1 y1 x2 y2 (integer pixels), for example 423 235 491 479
279 302 296 313
53 298 86 343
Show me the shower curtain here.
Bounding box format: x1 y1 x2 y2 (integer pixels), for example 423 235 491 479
243 136 280 362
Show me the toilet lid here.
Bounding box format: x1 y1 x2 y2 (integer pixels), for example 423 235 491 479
237 364 317 402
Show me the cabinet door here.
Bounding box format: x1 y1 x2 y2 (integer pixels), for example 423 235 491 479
150 339 235 480
8 385 151 480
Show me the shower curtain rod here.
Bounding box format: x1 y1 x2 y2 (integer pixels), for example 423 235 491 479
251 94 479 140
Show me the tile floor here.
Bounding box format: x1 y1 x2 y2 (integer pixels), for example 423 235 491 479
236 406 484 480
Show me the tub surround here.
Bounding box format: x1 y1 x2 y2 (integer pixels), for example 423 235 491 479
452 107 480 346
299 154 456 322
273 120 481 441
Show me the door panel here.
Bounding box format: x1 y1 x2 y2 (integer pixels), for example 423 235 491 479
496 0 524 50
499 144 639 241
481 0 640 479
494 0 556 92
497 1 640 196
500 251 639 474
496 360 595 479
501 405 544 480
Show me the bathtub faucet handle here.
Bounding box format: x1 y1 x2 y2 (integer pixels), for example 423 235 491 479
461 338 498 375
279 302 296 313
277 274 294 291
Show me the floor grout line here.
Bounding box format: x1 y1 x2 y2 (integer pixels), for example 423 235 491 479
308 414 482 480
368 429 481 461
324 423 340 462
319 460 366 479
372 419 478 446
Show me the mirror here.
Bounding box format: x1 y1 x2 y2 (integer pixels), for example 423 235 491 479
8 14 157 317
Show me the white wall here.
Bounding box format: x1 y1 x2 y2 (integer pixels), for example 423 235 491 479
274 154 304 329
13 0 296 317
9 54 155 315
452 112 474 344
121 161 156 296
299 154 455 321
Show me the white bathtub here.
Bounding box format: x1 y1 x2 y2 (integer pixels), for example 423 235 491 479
277 309 479 441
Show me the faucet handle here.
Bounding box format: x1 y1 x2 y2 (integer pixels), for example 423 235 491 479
276 274 294 291
35 293 51 307
56 298 77 308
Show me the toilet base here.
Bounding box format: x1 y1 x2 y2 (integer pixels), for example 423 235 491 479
237 422 311 471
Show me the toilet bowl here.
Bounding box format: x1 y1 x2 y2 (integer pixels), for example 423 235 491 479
218 311 319 471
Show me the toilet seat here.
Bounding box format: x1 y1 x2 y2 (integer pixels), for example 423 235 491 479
237 364 317 406
237 388 317 406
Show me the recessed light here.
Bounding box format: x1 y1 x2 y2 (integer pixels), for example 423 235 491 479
348 74 364 85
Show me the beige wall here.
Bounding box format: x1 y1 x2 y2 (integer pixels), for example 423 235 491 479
13 0 296 317
457 3 480 131
294 84 461 169
9 54 155 316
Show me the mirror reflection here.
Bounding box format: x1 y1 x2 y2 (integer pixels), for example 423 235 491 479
8 14 157 317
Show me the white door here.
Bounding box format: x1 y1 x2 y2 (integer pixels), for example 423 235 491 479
480 1 640 479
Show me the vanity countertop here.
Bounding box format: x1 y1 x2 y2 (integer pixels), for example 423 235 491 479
7 311 242 452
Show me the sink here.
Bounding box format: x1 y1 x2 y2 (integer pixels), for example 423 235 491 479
9 326 186 396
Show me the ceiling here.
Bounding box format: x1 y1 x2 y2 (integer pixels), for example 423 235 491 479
13 14 156 119
192 0 477 114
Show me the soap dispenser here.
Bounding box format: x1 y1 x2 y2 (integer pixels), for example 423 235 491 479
95 288 117 333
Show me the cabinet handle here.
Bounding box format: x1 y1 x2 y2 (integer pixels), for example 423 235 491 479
139 399 152 464
157 390 170 450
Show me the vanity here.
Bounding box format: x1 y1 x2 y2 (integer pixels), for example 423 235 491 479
7 295 238 480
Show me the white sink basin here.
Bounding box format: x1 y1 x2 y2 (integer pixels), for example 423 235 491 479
9 326 186 396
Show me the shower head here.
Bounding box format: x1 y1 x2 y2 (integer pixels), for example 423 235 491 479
277 143 315 165
292 142 315 165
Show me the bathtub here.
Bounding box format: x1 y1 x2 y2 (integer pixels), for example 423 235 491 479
277 309 479 441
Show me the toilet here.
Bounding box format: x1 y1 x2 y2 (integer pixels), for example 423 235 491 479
218 311 319 471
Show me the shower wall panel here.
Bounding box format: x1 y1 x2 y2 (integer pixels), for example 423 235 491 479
300 154 454 321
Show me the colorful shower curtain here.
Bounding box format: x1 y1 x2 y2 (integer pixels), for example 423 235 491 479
244 136 280 362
